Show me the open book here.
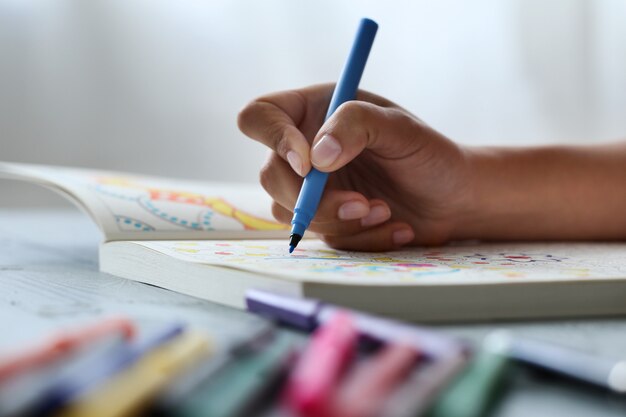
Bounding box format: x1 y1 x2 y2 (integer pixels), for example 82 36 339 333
3 161 626 322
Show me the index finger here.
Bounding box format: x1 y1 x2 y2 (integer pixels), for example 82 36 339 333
237 85 334 177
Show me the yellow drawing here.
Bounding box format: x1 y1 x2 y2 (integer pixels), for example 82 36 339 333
95 177 287 231
175 248 200 254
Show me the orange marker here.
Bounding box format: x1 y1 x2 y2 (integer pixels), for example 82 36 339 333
0 316 135 382
329 343 420 417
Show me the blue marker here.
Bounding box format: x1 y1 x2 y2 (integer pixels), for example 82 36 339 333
289 18 378 253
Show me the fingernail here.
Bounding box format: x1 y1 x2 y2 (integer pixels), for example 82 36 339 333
311 135 341 168
393 229 414 246
286 151 302 176
338 201 369 220
360 205 390 227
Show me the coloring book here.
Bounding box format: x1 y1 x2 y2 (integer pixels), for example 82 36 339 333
0 162 286 241
3 162 626 321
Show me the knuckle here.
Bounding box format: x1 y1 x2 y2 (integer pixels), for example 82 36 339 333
259 152 289 198
236 100 261 133
258 162 275 195
385 107 407 123
328 102 380 148
336 101 369 124
387 107 417 135
237 100 290 157
266 122 289 156
318 233 337 247
318 234 347 250
271 202 290 224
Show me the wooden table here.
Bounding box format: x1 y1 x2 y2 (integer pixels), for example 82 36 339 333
2 209 626 416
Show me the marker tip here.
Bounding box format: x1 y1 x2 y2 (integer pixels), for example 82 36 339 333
288 234 302 254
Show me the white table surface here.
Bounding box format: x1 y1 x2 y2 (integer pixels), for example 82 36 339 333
2 209 626 417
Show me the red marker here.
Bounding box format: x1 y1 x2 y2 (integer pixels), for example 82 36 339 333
0 316 135 382
329 343 420 417
283 311 358 417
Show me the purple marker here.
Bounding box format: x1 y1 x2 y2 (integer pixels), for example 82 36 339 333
245 289 467 360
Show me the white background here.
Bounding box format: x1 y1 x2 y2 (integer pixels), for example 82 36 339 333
1 0 625 206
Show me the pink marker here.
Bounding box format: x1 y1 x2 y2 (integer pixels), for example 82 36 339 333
328 343 420 417
283 311 358 417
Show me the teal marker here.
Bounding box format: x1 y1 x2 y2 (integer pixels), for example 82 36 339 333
289 18 378 253
426 333 511 417
150 322 276 416
175 332 298 417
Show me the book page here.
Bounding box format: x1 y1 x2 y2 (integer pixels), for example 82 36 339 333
0 162 287 241
134 240 626 285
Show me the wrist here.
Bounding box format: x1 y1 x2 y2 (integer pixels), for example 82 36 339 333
449 143 626 241
450 146 526 241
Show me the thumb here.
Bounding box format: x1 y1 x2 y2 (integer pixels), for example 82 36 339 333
309 101 423 173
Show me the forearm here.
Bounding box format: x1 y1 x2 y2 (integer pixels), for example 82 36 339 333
456 142 626 241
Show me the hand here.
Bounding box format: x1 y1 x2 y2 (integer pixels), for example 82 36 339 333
238 84 475 251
